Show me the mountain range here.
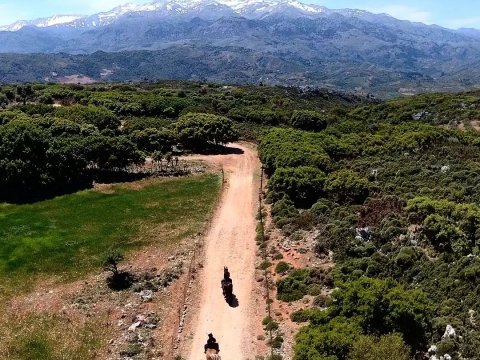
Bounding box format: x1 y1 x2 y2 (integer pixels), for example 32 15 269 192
0 0 480 97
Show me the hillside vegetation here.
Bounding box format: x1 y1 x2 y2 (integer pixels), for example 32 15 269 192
258 91 480 359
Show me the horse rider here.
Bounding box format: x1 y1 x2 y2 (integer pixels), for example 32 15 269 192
204 333 220 353
224 266 230 280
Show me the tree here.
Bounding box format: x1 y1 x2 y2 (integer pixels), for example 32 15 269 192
4 89 15 101
55 105 120 131
102 249 124 277
102 249 133 290
130 128 177 155
16 84 34 105
330 277 433 351
81 135 143 170
0 93 8 108
175 113 238 150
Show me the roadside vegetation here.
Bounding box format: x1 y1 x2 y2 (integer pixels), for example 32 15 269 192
259 93 480 359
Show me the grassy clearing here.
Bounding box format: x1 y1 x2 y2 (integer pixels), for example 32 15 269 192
0 174 220 295
0 311 110 360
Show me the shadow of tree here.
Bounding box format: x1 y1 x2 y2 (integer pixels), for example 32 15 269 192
107 271 135 291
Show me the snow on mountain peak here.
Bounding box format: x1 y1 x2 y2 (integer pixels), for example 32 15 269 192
0 0 326 31
0 15 83 31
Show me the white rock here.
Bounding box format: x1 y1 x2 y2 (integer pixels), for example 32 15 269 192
428 345 437 354
443 355 452 360
441 165 450 173
138 290 153 301
355 227 370 241
469 309 477 325
442 324 456 339
128 321 142 332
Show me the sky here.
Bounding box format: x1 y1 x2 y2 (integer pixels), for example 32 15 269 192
0 0 477 29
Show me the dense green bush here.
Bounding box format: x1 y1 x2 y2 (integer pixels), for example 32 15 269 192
269 166 326 207
277 268 332 302
395 247 420 268
324 169 370 204
55 105 120 130
294 316 361 360
259 128 331 173
293 278 432 359
275 261 291 274
290 110 330 131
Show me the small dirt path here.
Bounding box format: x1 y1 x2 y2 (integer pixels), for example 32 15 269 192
186 143 260 360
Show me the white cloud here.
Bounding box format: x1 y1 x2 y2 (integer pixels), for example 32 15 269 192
364 4 433 24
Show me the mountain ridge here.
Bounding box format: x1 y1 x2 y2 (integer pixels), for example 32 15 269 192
0 0 327 31
0 0 479 97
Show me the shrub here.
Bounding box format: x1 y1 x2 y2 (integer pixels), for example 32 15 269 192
277 270 310 302
291 309 311 323
349 334 410 360
269 335 284 349
313 294 329 308
291 110 329 131
324 169 370 204
266 355 283 360
260 260 272 270
275 261 290 274
395 247 418 268
307 284 322 296
262 316 279 331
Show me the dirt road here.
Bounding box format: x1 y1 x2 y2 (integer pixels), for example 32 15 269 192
186 143 260 360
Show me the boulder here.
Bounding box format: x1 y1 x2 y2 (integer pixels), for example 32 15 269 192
442 324 456 339
355 227 370 241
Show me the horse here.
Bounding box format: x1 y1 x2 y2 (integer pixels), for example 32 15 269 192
206 348 221 360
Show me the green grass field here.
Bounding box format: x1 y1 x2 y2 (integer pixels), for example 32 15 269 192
0 174 220 295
